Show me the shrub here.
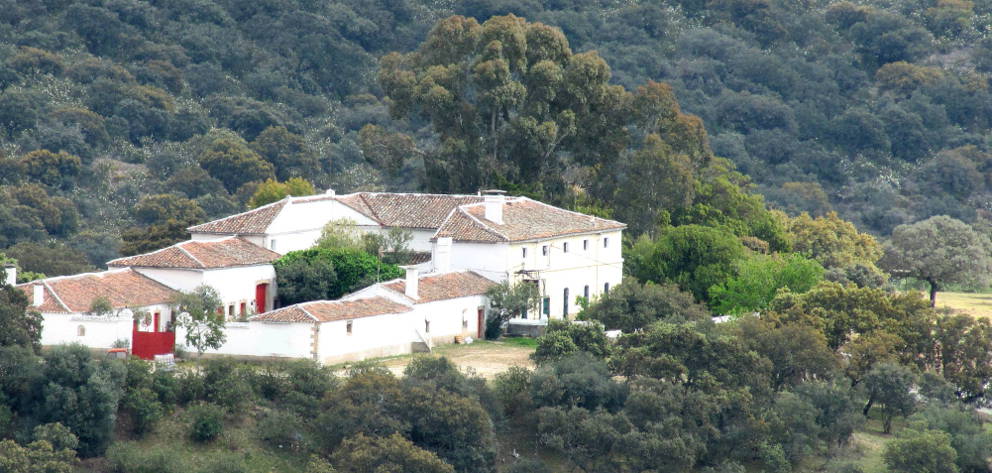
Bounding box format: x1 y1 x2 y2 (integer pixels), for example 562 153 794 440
188 403 224 443
257 409 310 452
32 422 78 452
492 366 533 417
106 443 191 473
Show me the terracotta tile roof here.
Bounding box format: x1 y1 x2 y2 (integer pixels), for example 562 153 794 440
251 297 412 323
107 237 279 269
335 193 485 229
434 198 625 242
384 271 496 303
16 269 176 314
187 199 288 234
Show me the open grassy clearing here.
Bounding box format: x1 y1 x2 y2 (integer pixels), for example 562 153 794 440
932 291 992 319
333 339 537 379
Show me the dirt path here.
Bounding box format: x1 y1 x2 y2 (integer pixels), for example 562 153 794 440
335 340 536 378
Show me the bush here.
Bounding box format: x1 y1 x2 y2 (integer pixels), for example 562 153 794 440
257 409 310 452
188 403 224 443
32 422 78 452
106 443 191 473
201 452 250 473
201 359 253 411
492 366 533 417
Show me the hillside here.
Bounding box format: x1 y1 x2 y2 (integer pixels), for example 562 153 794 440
1 0 991 277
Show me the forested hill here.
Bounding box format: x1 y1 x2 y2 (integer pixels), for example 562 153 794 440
0 0 991 274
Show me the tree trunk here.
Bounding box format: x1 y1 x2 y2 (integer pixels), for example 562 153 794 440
927 278 938 308
883 414 893 434
862 396 874 417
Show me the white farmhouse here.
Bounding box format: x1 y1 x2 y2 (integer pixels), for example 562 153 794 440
191 270 494 364
14 268 177 352
186 191 625 319
106 236 280 318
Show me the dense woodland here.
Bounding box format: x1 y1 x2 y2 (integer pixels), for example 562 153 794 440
2 0 992 472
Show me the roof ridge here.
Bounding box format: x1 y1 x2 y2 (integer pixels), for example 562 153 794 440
176 244 205 268
357 193 384 224
187 198 287 232
106 242 179 266
458 206 510 241
519 196 625 226
297 304 320 322
41 280 72 312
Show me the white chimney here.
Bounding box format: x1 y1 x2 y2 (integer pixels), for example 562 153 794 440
434 237 452 273
325 188 336 196
32 284 44 307
483 191 505 224
2 264 14 286
404 267 419 300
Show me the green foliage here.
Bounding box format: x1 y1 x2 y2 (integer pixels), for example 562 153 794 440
247 178 316 209
37 344 124 457
105 442 191 473
331 433 455 473
531 352 627 411
0 282 42 352
197 132 275 193
31 423 78 453
274 248 402 306
733 317 838 391
709 253 823 315
250 126 319 181
87 296 113 317
784 211 886 287
881 216 992 306
0 439 75 473
170 285 225 354
883 428 959 473
532 320 610 365
579 278 710 332
626 224 746 302
484 281 540 339
315 218 363 251
863 361 918 434
188 403 224 443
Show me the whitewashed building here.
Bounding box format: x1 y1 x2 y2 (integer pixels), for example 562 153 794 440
14 268 178 352
187 191 626 319
193 270 495 364
106 236 280 318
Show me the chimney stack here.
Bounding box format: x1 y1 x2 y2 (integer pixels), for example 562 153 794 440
32 284 44 307
404 267 419 300
434 237 452 273
483 190 506 225
2 264 14 286
325 188 336 196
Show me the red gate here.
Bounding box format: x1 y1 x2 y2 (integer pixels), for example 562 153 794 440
132 319 175 360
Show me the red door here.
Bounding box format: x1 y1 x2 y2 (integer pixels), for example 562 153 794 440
477 308 484 339
153 312 160 333
255 283 268 313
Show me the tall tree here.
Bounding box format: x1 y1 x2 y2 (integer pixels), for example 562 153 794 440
171 285 226 355
880 216 992 307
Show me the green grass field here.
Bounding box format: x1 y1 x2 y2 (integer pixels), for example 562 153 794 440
933 291 992 319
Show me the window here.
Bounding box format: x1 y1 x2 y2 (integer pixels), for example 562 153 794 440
270 239 277 251
584 285 590 301
563 288 570 316
425 320 431 333
603 237 609 248
542 297 550 318
583 239 589 250
228 305 235 317
240 302 246 315
346 320 353 335
542 245 549 256
604 282 610 294
522 247 527 258
77 325 85 337
563 242 569 253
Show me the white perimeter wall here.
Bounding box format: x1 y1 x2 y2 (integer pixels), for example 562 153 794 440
176 321 313 359
317 312 412 364
413 295 486 342
40 303 172 349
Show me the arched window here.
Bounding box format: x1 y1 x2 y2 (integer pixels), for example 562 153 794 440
77 325 86 337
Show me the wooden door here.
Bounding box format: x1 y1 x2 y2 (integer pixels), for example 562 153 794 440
477 308 484 339
255 283 268 313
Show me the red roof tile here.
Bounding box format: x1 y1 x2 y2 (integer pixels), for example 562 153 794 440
434 198 625 242
187 199 288 234
107 237 279 269
384 271 496 303
17 269 177 313
336 193 485 229
252 297 412 323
